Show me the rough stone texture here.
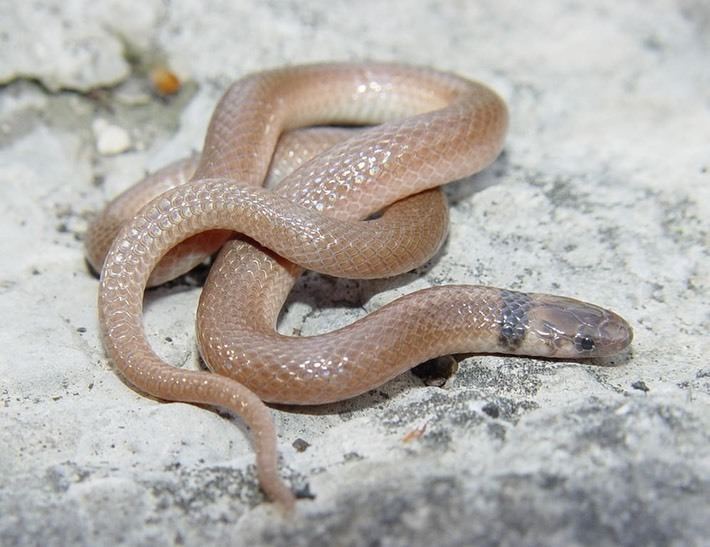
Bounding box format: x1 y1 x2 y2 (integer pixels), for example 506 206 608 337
1 1 708 546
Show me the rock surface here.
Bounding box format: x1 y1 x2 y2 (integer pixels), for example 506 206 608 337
1 1 708 546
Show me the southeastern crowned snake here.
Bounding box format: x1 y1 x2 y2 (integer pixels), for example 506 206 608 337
85 63 633 511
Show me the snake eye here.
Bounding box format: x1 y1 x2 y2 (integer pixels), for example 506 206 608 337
575 334 596 352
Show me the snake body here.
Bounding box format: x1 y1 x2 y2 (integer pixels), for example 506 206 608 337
88 64 633 510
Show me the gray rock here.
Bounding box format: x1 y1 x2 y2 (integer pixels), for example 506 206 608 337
1 1 708 546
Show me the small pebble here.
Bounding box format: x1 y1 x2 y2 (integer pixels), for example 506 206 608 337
92 118 131 155
482 402 500 418
292 438 310 452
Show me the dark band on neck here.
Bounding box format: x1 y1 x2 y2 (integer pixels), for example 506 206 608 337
498 290 532 349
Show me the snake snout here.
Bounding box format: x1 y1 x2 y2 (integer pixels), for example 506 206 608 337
594 310 634 357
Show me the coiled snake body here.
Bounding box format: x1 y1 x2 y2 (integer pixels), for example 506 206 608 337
86 64 632 510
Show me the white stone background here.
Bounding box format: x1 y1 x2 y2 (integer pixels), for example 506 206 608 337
1 1 708 545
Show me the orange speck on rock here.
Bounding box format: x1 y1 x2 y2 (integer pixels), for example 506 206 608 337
401 422 428 443
150 68 181 96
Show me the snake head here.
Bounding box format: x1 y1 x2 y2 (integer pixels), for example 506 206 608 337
524 294 633 358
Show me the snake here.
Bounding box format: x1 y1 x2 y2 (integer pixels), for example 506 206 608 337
86 63 633 511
